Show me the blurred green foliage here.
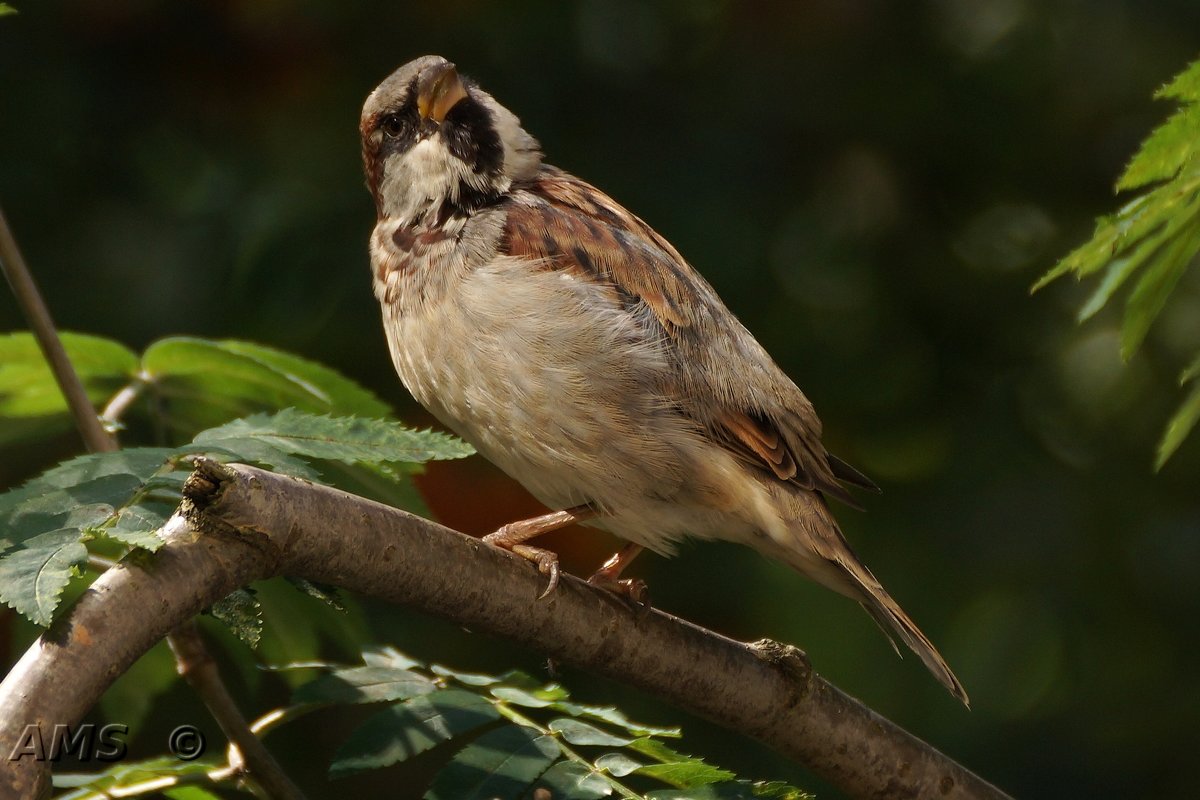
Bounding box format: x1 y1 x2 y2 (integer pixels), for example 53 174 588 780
1037 57 1200 467
2 2 1200 798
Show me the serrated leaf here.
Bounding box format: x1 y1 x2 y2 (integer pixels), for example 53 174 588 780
526 759 613 799
247 578 369 684
630 739 735 788
0 449 178 557
1120 221 1200 359
103 501 176 550
141 337 388 441
750 781 814 799
637 762 737 789
1157 57 1200 103
293 665 435 705
550 718 635 747
210 588 262 648
285 576 346 611
595 752 644 777
424 725 560 800
330 688 500 777
0 332 137 446
1156 382 1200 468
211 340 390 417
432 664 501 686
647 783 799 800
52 756 218 799
0 528 88 625
1117 105 1200 190
193 409 473 467
185 440 321 480
492 685 556 708
554 702 681 738
363 645 424 670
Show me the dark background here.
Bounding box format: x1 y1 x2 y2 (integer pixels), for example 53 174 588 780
3 1 1199 797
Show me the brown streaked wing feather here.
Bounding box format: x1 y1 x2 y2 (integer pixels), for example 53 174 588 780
503 166 871 506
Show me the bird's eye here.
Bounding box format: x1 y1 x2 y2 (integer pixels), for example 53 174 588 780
380 114 407 138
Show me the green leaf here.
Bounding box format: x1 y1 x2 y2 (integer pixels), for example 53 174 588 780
0 529 88 625
0 449 183 624
0 4 17 16
749 781 815 799
595 752 644 777
103 500 175 551
424 725 560 800
140 337 388 440
0 332 137 446
0 449 177 545
432 664 502 686
647 783 810 800
211 340 390 417
293 665 436 705
549 718 635 747
1117 104 1200 190
363 645 424 670
285 576 346 611
526 760 613 799
1120 220 1200 359
1157 57 1200 104
554 702 681 738
209 588 262 648
630 739 735 788
192 409 473 469
330 688 500 777
1156 381 1200 468
52 757 219 799
1036 55 1200 462
492 685 556 708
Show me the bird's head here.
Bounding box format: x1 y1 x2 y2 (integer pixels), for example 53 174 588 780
360 55 542 223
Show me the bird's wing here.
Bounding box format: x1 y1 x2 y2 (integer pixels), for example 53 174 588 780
502 166 876 505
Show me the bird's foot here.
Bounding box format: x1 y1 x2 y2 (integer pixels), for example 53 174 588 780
587 571 651 615
483 529 561 599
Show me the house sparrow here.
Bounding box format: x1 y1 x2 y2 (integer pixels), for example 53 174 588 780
360 55 968 705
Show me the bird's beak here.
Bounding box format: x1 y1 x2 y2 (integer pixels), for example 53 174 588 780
417 62 469 124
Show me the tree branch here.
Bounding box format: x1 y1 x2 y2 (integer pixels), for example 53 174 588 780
0 207 303 800
0 460 1012 800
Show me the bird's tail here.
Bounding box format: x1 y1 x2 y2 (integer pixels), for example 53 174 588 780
765 490 970 706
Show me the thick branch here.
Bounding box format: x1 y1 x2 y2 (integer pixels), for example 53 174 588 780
0 462 1011 800
1 207 300 800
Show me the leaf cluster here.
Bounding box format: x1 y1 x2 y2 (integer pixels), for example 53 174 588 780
0 332 471 628
283 648 811 800
1035 57 1200 466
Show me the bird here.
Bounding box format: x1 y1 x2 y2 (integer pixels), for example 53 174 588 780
360 55 968 705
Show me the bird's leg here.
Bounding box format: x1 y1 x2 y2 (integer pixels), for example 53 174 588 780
587 542 649 610
483 505 595 599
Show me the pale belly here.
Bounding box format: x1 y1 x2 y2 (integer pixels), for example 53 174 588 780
380 258 754 553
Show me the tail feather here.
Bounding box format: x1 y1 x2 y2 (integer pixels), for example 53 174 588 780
764 490 970 706
858 592 970 707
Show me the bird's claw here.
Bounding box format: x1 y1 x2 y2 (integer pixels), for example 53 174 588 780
588 573 652 615
509 543 560 600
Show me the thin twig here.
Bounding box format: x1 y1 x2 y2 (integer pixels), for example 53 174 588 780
0 206 115 454
100 374 150 434
0 207 304 800
167 623 307 800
